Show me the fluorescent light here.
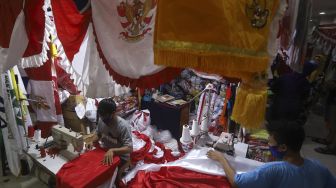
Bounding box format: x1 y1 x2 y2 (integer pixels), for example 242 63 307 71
319 12 326 15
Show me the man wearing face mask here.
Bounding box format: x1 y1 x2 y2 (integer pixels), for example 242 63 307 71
95 98 133 181
207 120 336 188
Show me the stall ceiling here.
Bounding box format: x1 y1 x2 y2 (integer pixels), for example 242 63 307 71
312 0 336 24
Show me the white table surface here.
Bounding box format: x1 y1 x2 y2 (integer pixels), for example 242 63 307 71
24 137 118 187
25 138 68 175
234 142 249 158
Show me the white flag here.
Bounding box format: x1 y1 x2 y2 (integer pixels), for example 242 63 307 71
91 0 164 79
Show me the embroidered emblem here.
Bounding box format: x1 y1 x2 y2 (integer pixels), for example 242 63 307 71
245 0 269 29
117 0 157 42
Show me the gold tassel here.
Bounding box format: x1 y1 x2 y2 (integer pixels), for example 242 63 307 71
50 35 58 58
154 48 269 80
231 82 267 129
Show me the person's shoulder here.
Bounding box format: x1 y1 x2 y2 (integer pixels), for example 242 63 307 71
116 116 132 129
116 116 129 124
257 161 290 172
304 158 328 170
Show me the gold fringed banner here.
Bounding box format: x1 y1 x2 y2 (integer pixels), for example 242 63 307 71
231 83 268 129
154 0 280 78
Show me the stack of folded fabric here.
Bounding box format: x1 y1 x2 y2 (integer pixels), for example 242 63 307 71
246 129 275 162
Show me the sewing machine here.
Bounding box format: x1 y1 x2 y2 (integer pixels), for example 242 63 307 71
52 125 84 160
213 132 235 156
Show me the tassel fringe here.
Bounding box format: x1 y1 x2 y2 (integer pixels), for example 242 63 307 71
231 84 267 129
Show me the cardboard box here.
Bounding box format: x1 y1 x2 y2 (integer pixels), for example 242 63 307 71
62 95 90 134
62 95 86 111
62 110 87 133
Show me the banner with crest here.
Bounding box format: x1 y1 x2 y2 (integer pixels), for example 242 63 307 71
92 0 161 79
91 0 182 88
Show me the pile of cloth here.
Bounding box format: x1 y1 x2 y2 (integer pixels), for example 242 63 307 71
112 95 138 117
126 110 263 187
245 129 274 162
129 110 185 165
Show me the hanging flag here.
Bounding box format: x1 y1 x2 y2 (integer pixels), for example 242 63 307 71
91 0 181 89
154 0 280 80
0 0 24 73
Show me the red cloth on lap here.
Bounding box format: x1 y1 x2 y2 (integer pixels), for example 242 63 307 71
56 148 120 188
126 166 231 188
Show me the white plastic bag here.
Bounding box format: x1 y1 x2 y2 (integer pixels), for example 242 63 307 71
130 110 151 132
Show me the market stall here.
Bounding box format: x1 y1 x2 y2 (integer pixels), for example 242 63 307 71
2 0 328 187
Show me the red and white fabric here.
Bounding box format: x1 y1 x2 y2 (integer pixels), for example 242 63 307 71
1 11 28 74
125 166 231 188
20 0 48 68
123 147 263 187
130 110 151 132
0 0 28 73
25 60 64 138
131 131 184 165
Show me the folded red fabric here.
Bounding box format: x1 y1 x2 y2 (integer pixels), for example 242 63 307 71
56 148 120 188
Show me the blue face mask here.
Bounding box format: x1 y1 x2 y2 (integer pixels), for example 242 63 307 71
269 146 286 159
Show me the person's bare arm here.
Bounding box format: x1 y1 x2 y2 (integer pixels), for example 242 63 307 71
207 150 238 188
103 146 132 166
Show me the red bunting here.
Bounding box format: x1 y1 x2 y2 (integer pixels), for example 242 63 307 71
0 0 23 48
51 0 91 62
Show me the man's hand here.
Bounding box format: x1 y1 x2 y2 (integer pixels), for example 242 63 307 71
207 150 225 162
103 149 114 165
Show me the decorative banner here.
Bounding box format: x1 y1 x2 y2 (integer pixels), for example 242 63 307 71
22 0 46 58
311 24 336 57
91 0 181 89
154 0 280 81
0 0 23 48
51 0 91 63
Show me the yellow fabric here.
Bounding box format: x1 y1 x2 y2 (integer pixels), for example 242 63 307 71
10 68 28 118
231 83 268 129
50 43 58 58
50 35 58 58
10 69 21 100
250 129 269 140
154 0 280 79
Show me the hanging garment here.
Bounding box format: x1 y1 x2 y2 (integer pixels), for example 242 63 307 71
287 0 312 72
91 0 181 89
154 0 281 80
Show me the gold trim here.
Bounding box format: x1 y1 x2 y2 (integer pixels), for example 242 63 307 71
155 40 268 57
